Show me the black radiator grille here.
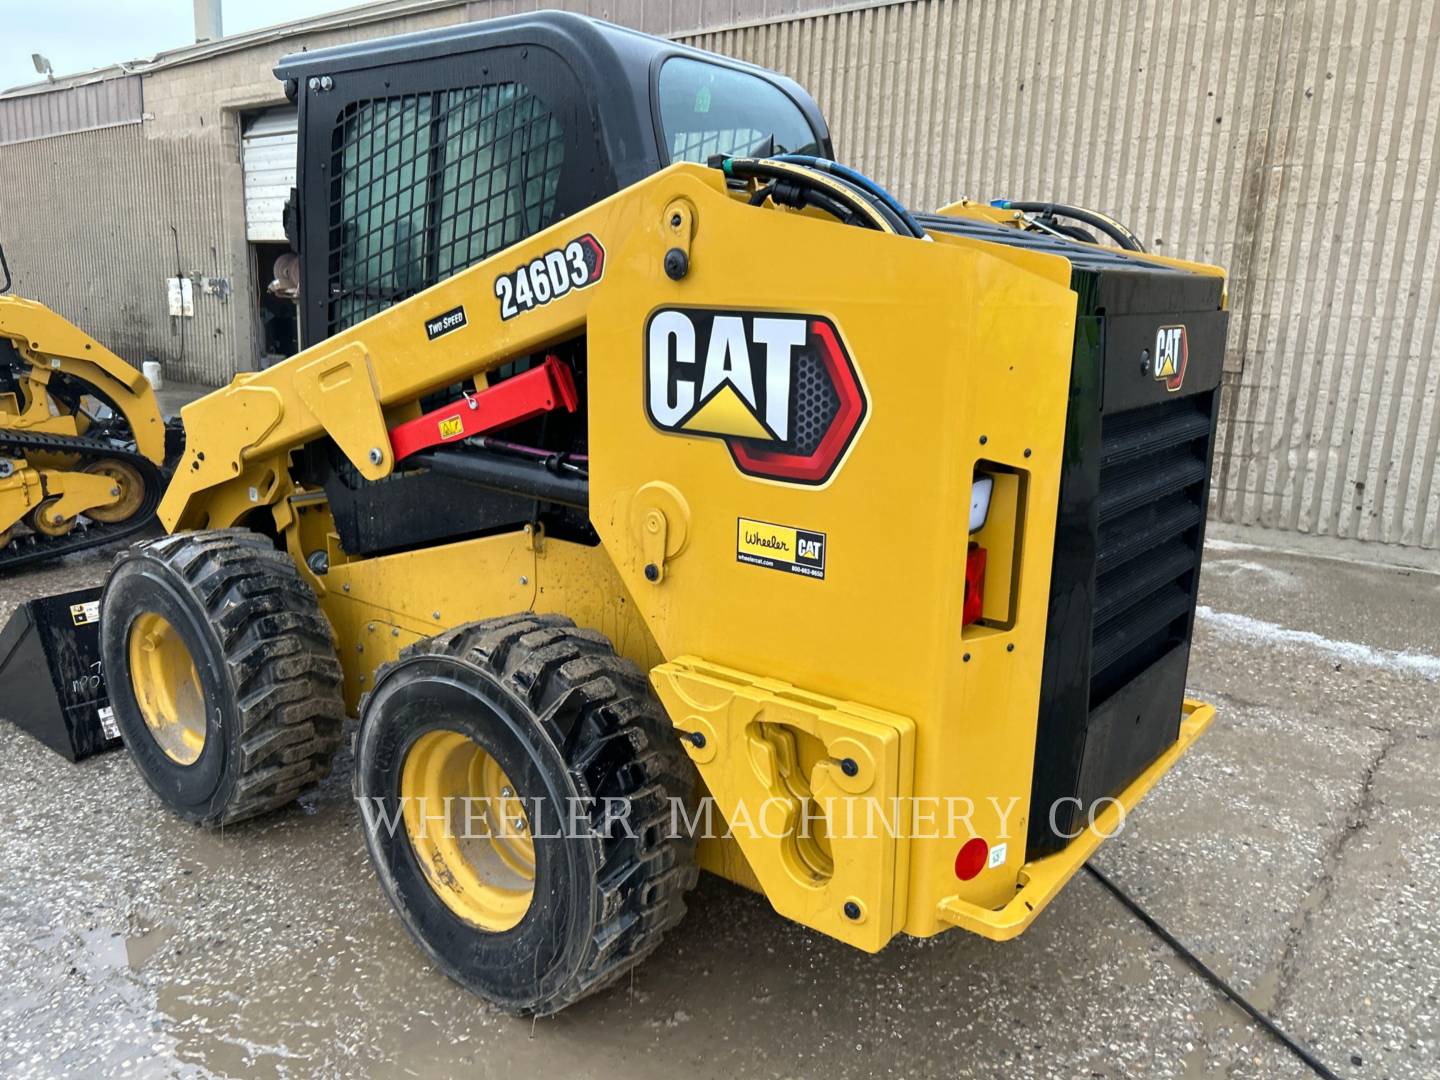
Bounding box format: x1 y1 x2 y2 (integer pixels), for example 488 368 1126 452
1089 393 1214 706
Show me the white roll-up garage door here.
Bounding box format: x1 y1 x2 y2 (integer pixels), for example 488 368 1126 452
242 108 297 243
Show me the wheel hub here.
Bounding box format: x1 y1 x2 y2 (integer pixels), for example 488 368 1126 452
401 730 536 931
83 459 146 523
127 611 206 765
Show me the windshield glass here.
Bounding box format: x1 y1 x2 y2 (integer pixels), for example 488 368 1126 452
657 57 819 163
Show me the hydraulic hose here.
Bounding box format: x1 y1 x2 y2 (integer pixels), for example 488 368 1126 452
990 199 1145 252
717 157 898 234
774 154 929 239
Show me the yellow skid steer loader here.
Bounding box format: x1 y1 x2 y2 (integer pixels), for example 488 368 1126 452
95 13 1226 1015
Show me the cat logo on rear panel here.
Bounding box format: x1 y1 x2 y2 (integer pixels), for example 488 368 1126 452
1153 325 1188 392
644 308 867 485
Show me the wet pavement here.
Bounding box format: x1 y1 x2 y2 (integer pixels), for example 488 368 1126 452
0 532 1435 1079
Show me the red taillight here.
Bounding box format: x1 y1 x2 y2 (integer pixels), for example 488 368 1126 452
963 542 987 625
954 837 989 881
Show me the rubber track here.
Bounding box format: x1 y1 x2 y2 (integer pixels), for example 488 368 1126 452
137 529 347 824
0 427 165 572
367 613 699 1013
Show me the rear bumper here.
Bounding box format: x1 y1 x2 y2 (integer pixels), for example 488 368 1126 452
937 698 1215 941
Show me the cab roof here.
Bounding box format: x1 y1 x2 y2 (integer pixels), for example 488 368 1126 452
275 10 832 184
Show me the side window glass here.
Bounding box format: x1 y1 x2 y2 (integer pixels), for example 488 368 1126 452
657 57 818 163
328 82 566 335
332 94 433 333
435 85 566 278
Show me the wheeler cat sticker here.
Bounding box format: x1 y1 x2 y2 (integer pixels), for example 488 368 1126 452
736 517 826 579
645 308 867 485
494 234 605 321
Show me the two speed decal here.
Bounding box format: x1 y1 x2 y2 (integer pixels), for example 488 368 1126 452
495 234 605 320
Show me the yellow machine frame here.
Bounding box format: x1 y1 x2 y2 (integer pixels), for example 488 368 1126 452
161 163 1220 951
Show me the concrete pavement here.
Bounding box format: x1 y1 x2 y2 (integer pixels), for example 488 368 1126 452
0 532 1434 1079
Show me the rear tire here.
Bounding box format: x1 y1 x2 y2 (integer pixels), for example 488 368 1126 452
100 529 346 826
355 613 698 1015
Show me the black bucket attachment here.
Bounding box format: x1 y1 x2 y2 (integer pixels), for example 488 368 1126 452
0 586 121 761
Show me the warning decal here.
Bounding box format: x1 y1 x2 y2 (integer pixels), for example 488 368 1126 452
70 601 100 626
737 517 826 579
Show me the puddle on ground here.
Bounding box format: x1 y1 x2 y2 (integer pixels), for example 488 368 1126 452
126 923 176 970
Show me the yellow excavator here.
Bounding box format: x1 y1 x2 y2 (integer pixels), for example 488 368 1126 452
0 242 177 571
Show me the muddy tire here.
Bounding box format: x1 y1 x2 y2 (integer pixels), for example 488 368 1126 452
99 529 346 826
355 613 698 1015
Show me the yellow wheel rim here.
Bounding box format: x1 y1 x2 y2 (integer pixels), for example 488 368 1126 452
83 459 146 523
401 730 536 931
127 611 207 766
29 498 74 537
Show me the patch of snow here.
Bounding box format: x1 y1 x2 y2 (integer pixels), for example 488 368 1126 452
1195 605 1440 681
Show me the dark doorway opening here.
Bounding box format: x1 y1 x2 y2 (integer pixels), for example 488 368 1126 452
252 242 299 365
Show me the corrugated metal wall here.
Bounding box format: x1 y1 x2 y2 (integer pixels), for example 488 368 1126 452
0 76 142 145
682 0 1440 549
0 123 240 382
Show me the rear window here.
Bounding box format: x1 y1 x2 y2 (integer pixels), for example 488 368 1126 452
657 57 819 163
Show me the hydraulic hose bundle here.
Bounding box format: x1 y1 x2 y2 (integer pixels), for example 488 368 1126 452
713 154 929 239
990 199 1147 252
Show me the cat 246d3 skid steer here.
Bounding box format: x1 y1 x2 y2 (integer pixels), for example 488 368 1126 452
98 13 1228 1014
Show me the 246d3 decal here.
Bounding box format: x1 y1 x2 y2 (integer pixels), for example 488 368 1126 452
494 234 605 320
644 308 867 485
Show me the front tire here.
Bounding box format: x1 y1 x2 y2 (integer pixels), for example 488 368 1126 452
99 529 346 825
355 614 698 1015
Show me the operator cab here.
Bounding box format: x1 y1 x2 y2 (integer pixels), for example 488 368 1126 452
277 10 832 348
277 12 833 557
